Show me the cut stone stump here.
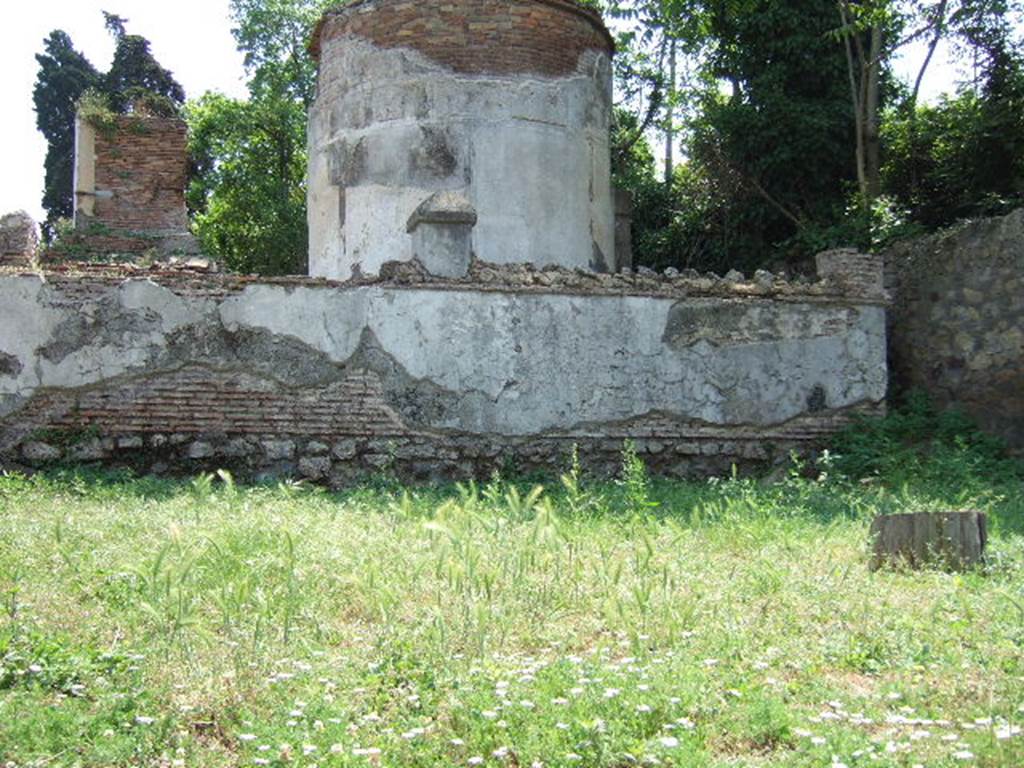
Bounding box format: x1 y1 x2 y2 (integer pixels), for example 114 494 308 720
869 511 987 571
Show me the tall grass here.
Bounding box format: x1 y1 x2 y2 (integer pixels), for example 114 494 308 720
0 422 1022 766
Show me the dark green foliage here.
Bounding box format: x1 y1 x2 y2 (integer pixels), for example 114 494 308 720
32 31 101 241
884 41 1024 228
690 0 858 264
104 35 185 115
829 390 1020 484
610 0 861 272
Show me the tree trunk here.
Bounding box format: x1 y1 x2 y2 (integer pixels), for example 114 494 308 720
665 37 676 185
863 24 883 203
869 511 988 572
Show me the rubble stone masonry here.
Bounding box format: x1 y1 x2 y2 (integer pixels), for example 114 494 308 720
885 208 1024 452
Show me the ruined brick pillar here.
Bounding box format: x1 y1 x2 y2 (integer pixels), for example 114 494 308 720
73 112 199 257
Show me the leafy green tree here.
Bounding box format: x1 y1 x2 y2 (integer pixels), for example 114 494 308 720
32 31 101 240
883 35 1024 227
187 93 308 274
608 0 862 270
186 0 332 274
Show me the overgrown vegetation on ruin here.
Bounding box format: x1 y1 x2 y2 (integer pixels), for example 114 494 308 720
2 413 1022 767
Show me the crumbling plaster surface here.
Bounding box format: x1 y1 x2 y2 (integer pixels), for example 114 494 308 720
0 274 886 438
308 38 615 280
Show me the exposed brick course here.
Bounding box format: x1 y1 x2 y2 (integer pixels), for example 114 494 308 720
312 0 615 77
90 116 190 233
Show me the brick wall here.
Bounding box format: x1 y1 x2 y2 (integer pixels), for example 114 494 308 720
68 114 194 257
90 116 190 233
312 0 615 77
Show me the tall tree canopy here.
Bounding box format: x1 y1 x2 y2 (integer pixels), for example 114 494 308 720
103 12 186 114
604 0 1024 270
32 31 101 240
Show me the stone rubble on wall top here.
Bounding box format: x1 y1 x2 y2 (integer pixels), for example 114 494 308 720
0 250 888 303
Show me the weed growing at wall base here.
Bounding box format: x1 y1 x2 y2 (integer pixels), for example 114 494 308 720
0 449 1022 766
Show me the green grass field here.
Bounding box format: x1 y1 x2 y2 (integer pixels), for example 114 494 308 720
1 434 1023 767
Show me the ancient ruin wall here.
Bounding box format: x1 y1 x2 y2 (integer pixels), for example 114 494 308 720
308 0 617 280
885 209 1024 451
0 259 887 482
73 114 194 254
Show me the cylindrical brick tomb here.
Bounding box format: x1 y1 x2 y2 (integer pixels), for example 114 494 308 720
307 0 616 280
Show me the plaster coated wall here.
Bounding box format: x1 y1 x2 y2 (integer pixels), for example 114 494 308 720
0 273 885 453
307 38 615 280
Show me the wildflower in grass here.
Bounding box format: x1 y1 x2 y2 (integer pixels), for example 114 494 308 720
492 746 510 759
329 744 344 754
353 747 382 757
570 687 584 696
811 736 827 746
135 716 155 725
482 710 498 719
254 759 270 766
402 727 425 740
303 745 317 755
603 687 621 699
996 724 1021 739
551 697 569 706
953 750 974 760
239 734 257 742
451 738 465 746
520 700 535 709
636 704 652 713
658 737 679 748
565 753 582 761
556 722 569 730
468 757 484 765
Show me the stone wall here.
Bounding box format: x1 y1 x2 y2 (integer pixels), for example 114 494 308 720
885 208 1024 451
71 114 197 256
0 257 888 483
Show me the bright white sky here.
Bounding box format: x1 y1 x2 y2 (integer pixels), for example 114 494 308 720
0 2 965 223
